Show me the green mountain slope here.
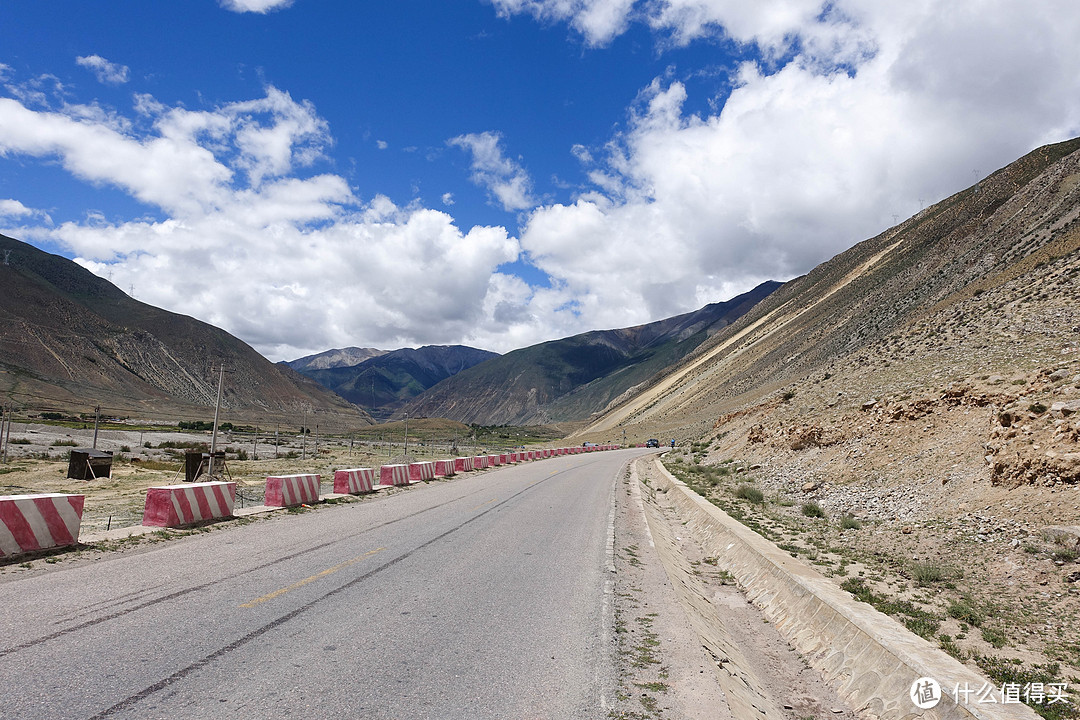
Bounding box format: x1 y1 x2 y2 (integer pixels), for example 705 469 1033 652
400 281 781 425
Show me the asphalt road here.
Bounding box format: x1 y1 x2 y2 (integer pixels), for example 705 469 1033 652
0 450 648 720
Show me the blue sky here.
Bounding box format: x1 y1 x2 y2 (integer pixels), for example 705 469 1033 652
2 1 1079 361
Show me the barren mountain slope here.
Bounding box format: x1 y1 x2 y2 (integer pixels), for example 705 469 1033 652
574 138 1080 712
0 235 370 428
577 137 1080 442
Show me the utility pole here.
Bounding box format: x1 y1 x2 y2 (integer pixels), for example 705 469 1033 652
301 407 308 461
403 412 409 460
3 406 11 463
208 365 224 478
253 426 259 461
92 405 101 449
0 406 8 463
315 423 320 457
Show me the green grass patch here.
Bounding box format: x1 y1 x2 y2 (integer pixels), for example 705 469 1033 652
973 655 1079 719
981 626 1008 649
839 514 861 530
733 485 765 503
947 599 983 627
801 502 826 519
840 577 940 639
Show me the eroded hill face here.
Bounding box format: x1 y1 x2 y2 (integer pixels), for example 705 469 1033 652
594 139 1080 705
0 235 369 429
579 138 1080 455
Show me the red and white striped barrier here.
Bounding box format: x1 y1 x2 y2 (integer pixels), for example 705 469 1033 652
380 464 409 486
265 474 320 507
408 461 435 483
474 456 489 469
143 481 235 528
454 457 474 473
499 453 511 464
0 494 84 557
333 468 376 494
434 460 456 477
487 454 501 466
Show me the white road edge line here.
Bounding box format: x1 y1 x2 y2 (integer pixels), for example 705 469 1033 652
599 464 619 711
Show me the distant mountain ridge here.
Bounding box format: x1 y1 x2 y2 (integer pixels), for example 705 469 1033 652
399 281 782 425
286 347 387 371
288 345 499 421
0 234 370 428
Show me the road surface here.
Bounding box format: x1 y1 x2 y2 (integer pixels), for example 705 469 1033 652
0 450 648 720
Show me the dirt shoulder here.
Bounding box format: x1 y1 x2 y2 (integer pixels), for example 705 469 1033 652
608 454 860 720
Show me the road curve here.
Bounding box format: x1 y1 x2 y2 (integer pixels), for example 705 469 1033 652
0 450 651 720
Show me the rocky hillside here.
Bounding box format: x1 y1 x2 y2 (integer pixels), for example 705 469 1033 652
0 234 370 429
577 137 1080 450
400 281 781 425
598 137 1080 711
290 345 498 421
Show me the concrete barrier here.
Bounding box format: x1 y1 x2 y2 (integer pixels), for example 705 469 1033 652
265 474 320 507
333 468 376 494
487 454 501 466
454 457 474 473
408 461 435 483
434 460 456 477
0 494 85 557
380 464 409 486
143 481 235 528
474 456 489 469
649 459 1038 720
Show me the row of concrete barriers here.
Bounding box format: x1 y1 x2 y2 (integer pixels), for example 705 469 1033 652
0 444 618 558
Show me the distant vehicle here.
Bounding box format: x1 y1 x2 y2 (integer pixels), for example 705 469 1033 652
645 438 659 448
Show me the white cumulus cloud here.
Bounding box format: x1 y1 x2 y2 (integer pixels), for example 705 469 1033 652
0 86 525 359
448 131 535 212
75 55 130 85
512 0 1080 333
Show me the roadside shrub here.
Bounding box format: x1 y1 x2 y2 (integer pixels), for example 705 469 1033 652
733 485 765 503
981 626 1007 649
910 560 954 586
839 514 861 530
802 502 826 519
947 599 983 627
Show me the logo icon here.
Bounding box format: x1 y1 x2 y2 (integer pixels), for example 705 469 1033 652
910 677 942 709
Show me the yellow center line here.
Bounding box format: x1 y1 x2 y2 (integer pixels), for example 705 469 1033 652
471 498 497 511
240 547 386 608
